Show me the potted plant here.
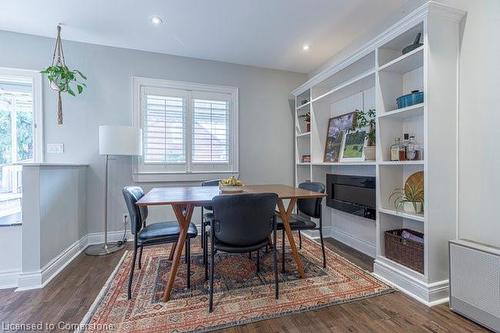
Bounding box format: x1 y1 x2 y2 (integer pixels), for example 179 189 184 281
40 25 87 125
389 182 424 214
355 109 376 160
298 111 311 132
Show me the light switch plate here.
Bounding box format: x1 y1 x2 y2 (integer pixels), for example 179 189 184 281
47 143 64 154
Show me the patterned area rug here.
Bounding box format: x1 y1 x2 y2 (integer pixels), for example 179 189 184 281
80 236 391 332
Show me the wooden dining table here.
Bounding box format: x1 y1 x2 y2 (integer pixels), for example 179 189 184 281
136 184 326 302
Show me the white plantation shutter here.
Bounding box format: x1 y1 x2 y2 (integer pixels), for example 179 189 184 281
134 78 238 181
143 94 185 164
192 99 229 163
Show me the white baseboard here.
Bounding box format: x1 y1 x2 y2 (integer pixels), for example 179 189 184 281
14 230 133 291
373 257 449 306
329 228 376 258
17 235 88 291
87 230 134 245
0 269 21 289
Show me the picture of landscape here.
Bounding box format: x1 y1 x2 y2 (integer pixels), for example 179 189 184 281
324 112 355 162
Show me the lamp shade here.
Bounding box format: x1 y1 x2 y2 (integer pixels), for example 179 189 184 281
99 125 142 156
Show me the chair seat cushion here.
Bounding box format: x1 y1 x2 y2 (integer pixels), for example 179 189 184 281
138 221 198 244
213 239 269 253
276 214 317 230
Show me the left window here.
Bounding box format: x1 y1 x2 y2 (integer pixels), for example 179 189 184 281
133 77 238 182
0 68 43 225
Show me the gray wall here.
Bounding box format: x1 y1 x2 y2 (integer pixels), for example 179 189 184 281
0 30 306 233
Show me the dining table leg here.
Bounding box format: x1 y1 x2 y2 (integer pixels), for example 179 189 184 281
276 198 305 278
162 203 194 302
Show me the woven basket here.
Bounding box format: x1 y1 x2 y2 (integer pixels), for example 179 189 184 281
384 229 424 274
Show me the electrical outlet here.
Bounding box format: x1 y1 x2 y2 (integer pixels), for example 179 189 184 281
47 143 64 154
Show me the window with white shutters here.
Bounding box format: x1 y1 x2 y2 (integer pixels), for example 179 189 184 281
133 78 238 182
192 99 229 164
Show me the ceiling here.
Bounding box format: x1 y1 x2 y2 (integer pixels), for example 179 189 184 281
0 0 423 73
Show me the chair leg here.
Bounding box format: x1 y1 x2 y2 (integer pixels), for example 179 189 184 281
248 252 252 259
128 245 138 300
209 239 215 312
201 208 205 249
256 249 260 273
186 238 191 289
204 232 209 281
298 230 302 249
138 245 144 270
273 229 279 299
169 241 177 260
319 229 326 268
281 229 285 273
184 241 188 264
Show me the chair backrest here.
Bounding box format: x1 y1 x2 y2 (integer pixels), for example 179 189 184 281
201 179 220 210
297 182 325 219
212 193 277 246
122 186 148 235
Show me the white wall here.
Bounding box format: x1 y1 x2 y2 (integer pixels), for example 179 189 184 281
0 225 22 288
312 0 500 248
0 30 306 233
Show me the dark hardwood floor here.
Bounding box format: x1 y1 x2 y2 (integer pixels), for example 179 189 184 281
0 238 488 332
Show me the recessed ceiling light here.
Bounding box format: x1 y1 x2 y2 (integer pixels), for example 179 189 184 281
302 44 310 51
151 16 163 25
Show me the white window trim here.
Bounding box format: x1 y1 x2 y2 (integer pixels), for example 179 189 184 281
132 76 239 182
0 67 43 163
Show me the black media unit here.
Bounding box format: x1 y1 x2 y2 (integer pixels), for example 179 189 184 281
326 174 376 220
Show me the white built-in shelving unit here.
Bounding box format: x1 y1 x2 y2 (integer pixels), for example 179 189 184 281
292 2 465 306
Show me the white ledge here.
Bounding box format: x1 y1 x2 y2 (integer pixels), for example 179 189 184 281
16 162 89 167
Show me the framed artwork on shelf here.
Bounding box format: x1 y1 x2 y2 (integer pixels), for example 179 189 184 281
340 130 367 162
324 112 356 162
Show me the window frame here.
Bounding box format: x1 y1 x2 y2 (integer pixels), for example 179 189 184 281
0 67 43 164
132 77 239 182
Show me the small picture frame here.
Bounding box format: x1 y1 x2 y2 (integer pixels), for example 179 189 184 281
340 130 367 162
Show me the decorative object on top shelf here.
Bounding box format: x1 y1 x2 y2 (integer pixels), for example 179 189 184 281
396 90 423 109
301 154 311 163
402 32 423 55
219 176 244 193
355 108 376 161
300 99 309 106
323 112 356 163
389 171 424 214
41 25 87 125
298 111 311 132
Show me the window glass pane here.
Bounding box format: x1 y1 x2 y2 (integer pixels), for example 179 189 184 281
144 95 185 164
0 79 32 225
192 99 229 163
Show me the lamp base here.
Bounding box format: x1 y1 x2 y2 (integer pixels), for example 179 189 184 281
84 242 125 256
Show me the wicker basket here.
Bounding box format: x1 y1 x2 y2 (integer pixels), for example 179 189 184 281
384 229 424 274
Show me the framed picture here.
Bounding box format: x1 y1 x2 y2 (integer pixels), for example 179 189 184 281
340 130 367 162
324 112 356 162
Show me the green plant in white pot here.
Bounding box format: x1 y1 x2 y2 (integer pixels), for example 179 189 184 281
389 182 424 214
41 25 87 125
355 108 376 160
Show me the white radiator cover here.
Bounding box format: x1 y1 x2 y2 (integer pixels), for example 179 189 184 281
449 239 500 332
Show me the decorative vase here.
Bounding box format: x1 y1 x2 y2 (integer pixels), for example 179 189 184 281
364 145 376 161
403 202 423 214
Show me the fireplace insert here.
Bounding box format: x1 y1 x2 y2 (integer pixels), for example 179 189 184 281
326 174 376 220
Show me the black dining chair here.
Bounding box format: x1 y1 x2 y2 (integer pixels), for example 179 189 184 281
278 182 326 271
200 179 220 265
207 193 279 312
122 186 198 300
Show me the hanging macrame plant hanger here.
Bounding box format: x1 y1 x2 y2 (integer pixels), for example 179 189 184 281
51 25 65 125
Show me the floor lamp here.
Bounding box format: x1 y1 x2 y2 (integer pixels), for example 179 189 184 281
85 125 142 256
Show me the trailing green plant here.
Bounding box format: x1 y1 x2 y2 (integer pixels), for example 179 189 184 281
41 65 87 96
298 111 311 123
389 182 424 212
354 108 376 146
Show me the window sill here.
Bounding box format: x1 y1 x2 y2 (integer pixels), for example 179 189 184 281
132 171 239 183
